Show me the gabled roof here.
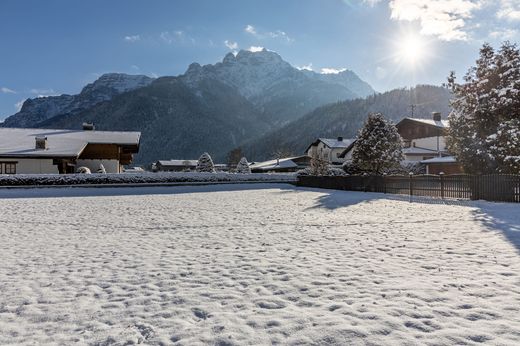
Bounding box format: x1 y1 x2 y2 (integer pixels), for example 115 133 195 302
397 117 449 128
338 139 357 159
305 137 354 153
0 127 141 158
250 156 308 171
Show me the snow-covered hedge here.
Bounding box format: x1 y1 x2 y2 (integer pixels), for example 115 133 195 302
0 172 297 187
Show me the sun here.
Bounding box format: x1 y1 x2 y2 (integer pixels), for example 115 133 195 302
397 34 425 66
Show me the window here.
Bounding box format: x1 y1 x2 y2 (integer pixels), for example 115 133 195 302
4 163 16 174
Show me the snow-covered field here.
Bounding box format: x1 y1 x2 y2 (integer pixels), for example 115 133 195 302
1 184 520 345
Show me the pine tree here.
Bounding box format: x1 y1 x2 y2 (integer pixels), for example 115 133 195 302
196 152 216 173
447 41 520 173
235 157 251 174
351 113 403 174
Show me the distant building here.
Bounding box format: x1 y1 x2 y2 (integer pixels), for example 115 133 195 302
154 159 198 172
250 155 310 173
0 125 140 174
305 137 354 164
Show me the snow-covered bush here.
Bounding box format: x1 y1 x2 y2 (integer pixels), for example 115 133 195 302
235 157 251 174
447 41 520 173
97 163 106 174
76 167 91 174
196 152 216 173
351 113 403 174
297 166 346 176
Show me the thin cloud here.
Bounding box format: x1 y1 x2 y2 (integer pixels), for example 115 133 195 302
160 30 185 44
224 40 239 50
30 88 56 96
245 25 257 35
296 63 313 71
14 99 26 112
497 0 520 21
388 0 481 41
1 87 16 94
321 67 347 74
124 35 141 42
248 46 264 52
244 24 294 43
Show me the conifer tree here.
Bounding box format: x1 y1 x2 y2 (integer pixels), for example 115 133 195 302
351 113 403 174
447 41 520 173
235 157 251 174
196 152 216 173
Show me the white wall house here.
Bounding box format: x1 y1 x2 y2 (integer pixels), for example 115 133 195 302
0 126 141 174
305 137 354 165
396 113 450 163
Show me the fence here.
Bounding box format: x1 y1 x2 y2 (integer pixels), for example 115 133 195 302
297 174 520 203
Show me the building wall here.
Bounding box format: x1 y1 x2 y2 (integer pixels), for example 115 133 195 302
410 136 447 152
76 159 120 173
307 142 347 164
426 163 464 175
0 158 59 174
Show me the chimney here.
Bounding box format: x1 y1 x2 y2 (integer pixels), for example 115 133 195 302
35 136 48 150
82 122 95 131
337 136 343 142
432 112 441 122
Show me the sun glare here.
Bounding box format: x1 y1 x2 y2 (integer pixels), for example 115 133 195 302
397 34 425 66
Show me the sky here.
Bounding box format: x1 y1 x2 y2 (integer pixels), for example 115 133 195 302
0 0 519 120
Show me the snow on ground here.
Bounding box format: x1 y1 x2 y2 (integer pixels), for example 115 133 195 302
1 184 520 345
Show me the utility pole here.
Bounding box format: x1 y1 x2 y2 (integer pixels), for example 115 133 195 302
409 104 416 117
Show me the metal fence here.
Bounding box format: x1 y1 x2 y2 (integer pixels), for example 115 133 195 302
297 174 520 203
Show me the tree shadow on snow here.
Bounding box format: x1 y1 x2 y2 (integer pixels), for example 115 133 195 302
299 186 520 253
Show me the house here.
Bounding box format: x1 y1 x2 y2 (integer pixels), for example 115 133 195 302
0 125 140 174
305 137 354 164
396 112 464 173
154 159 198 172
250 155 310 173
396 112 449 161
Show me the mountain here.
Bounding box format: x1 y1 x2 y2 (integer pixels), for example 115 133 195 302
2 73 154 128
1 49 376 164
180 49 375 124
242 85 453 160
36 76 272 163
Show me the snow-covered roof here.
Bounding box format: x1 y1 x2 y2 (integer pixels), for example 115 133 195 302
250 157 299 171
0 128 140 158
319 138 353 149
420 156 458 164
306 138 354 153
157 159 198 167
401 118 449 128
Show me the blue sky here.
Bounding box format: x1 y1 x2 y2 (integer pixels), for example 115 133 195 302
1 0 519 120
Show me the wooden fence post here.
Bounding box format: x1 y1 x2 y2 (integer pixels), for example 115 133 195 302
409 172 413 202
439 172 445 199
383 173 387 194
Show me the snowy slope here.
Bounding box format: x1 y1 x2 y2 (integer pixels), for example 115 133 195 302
0 185 519 345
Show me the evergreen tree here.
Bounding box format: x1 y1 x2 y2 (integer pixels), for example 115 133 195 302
196 152 216 173
236 157 251 173
447 41 520 173
351 113 403 174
